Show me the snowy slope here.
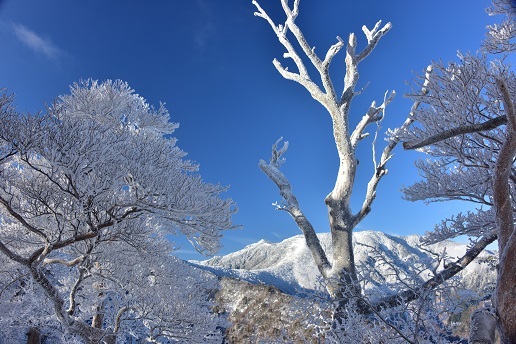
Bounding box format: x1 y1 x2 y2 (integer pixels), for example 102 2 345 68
191 230 496 295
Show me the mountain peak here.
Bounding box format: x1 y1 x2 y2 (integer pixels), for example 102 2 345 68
191 230 496 295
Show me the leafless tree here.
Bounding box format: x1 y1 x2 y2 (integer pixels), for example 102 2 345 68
254 0 393 310
253 0 494 327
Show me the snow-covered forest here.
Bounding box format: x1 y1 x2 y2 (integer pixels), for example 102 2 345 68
0 0 514 343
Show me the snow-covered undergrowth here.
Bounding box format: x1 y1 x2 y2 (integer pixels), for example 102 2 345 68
195 231 496 343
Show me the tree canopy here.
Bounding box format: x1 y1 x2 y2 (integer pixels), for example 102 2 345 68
0 80 235 342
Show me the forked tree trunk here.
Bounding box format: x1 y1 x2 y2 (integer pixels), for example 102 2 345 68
29 264 107 344
253 0 391 312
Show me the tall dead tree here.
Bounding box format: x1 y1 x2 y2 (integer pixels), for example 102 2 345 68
253 0 499 325
254 0 396 311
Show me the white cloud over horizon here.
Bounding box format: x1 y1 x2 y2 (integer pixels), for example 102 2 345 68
11 23 63 60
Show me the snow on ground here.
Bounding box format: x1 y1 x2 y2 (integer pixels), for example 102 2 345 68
191 230 496 295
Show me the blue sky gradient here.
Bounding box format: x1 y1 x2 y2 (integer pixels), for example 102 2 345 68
0 0 495 260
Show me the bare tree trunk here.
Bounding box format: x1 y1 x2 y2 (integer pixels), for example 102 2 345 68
91 289 105 331
92 311 104 329
492 78 516 344
496 234 516 343
325 200 361 315
91 261 106 330
327 222 359 295
253 0 391 309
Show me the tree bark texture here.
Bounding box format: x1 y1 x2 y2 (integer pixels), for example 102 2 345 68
470 307 498 344
26 327 41 344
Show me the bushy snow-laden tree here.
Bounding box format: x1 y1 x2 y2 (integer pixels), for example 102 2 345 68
0 248 225 343
396 0 516 342
0 81 235 343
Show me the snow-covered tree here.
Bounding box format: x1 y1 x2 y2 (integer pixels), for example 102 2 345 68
253 0 394 310
252 1 504 336
252 0 464 320
397 0 516 342
0 81 235 343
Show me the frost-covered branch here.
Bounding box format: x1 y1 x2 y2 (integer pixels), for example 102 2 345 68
352 293 416 344
354 66 432 225
403 115 507 150
484 0 516 53
340 21 391 108
67 266 89 315
259 139 332 278
0 271 29 299
356 21 392 64
252 0 325 104
43 255 86 267
28 231 98 264
365 229 497 313
113 306 133 333
422 209 496 244
0 240 29 266
350 90 395 148
403 160 494 205
397 54 507 156
0 195 48 241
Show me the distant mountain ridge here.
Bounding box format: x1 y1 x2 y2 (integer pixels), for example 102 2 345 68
191 230 497 296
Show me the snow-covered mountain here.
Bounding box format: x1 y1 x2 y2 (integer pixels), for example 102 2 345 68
191 230 497 296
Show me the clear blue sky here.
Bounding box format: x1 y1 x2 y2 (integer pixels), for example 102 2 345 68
0 0 494 260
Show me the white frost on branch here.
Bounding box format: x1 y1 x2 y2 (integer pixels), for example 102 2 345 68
484 0 516 53
398 51 516 243
0 81 234 342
